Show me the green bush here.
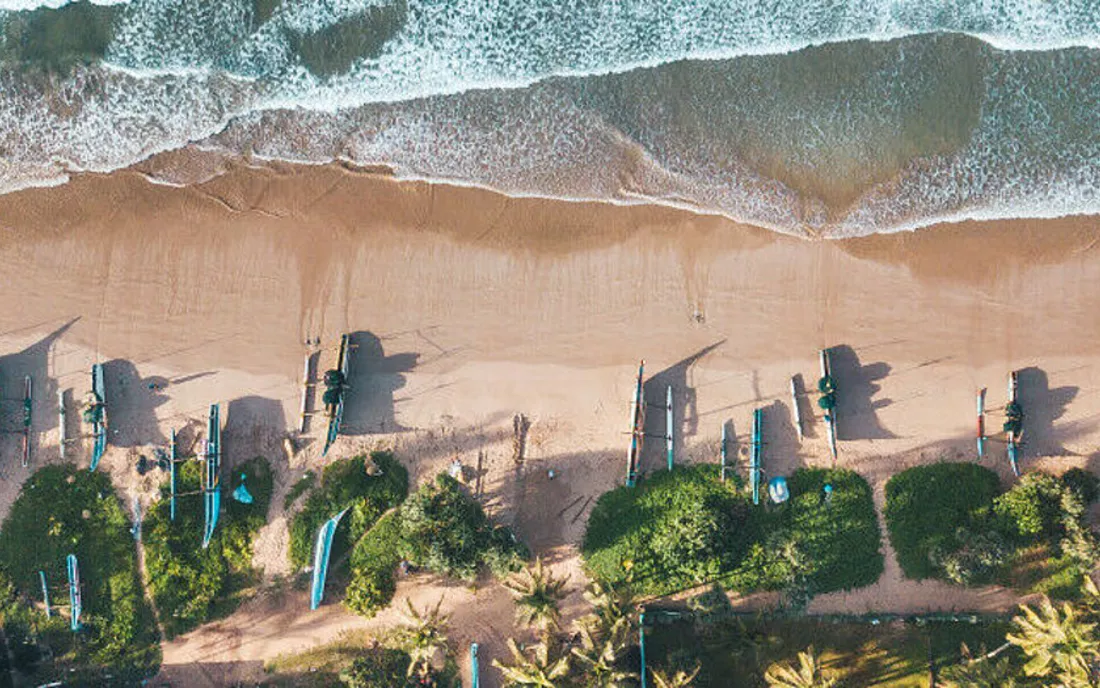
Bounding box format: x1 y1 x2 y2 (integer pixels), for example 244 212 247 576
143 456 273 638
344 473 526 617
0 465 160 680
288 452 408 570
583 466 757 596
339 646 414 687
932 527 1009 586
583 466 882 600
1062 468 1099 505
398 473 526 582
995 473 1066 539
345 511 402 618
757 468 883 595
884 463 1001 580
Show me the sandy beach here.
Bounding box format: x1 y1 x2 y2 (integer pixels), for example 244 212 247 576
0 157 1099 685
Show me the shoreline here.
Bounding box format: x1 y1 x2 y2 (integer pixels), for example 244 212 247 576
1 158 1099 684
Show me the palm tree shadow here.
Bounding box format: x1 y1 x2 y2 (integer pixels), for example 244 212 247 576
340 331 418 436
1017 366 1077 458
828 344 895 441
101 359 169 447
642 340 725 473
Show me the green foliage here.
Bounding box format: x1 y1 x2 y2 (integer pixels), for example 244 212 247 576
345 511 402 618
583 466 882 600
884 463 1001 580
144 456 273 638
397 473 525 582
932 528 1010 586
0 465 160 680
339 646 415 687
584 466 754 596
284 470 316 510
344 472 526 618
1062 468 1100 505
288 452 408 570
995 473 1066 540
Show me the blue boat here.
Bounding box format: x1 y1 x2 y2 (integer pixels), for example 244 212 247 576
309 509 348 610
322 334 351 457
202 404 221 548
89 364 107 471
67 554 81 631
751 408 763 505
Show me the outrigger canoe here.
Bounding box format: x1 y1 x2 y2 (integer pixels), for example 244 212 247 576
202 404 221 548
626 360 645 487
88 364 107 472
322 334 351 457
21 376 31 467
1006 371 1022 476
819 349 838 464
751 407 763 505
976 388 986 460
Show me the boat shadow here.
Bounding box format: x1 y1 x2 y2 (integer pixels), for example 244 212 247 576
828 344 896 441
340 331 417 436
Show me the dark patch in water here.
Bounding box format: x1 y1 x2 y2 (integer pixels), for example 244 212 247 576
0 1 117 75
289 0 408 79
251 0 281 31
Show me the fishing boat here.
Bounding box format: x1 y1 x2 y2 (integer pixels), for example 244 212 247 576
58 389 66 460
309 509 348 610
202 404 221 548
87 364 107 471
976 388 986 459
21 376 31 467
322 334 351 457
665 385 674 471
790 376 804 443
818 349 838 464
1005 372 1022 476
67 554 81 632
751 407 763 505
625 360 645 487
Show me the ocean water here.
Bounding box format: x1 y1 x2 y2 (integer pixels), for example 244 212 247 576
0 0 1097 236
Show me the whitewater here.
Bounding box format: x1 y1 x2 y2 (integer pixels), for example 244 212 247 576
0 0 1098 236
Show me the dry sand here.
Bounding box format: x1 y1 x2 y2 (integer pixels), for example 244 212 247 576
0 156 1099 685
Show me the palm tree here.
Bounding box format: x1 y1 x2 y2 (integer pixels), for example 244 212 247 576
583 580 637 631
396 597 451 679
1007 596 1100 687
939 642 1017 688
764 646 837 688
493 637 571 688
504 558 569 634
571 618 637 687
650 665 701 688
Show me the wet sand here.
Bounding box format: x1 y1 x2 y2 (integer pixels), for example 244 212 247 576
0 158 1098 685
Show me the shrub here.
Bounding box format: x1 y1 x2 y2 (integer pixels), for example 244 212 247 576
884 463 1001 580
995 473 1066 540
0 465 160 680
932 528 1009 586
288 452 408 570
344 473 526 617
340 646 414 687
583 466 757 596
1062 468 1099 505
345 511 402 618
143 456 273 638
397 473 524 582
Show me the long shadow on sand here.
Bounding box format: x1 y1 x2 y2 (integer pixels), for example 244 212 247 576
828 344 895 441
1016 366 1077 458
0 319 76 468
341 331 417 436
641 341 724 474
101 359 170 447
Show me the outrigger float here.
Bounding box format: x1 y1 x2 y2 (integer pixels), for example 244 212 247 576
85 364 107 472
751 408 763 505
470 643 480 688
1005 371 1023 476
624 360 676 487
58 389 67 460
719 422 729 482
202 403 222 548
309 508 348 610
976 388 987 460
790 376 804 443
322 334 351 457
168 429 178 522
21 375 31 468
67 553 81 632
818 349 839 465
